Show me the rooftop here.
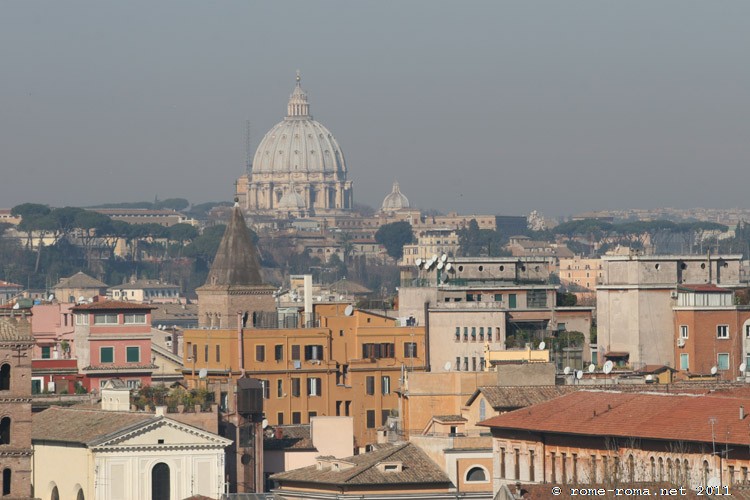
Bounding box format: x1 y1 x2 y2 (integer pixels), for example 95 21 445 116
53 271 108 290
479 390 750 446
271 442 450 487
32 406 156 445
71 300 157 312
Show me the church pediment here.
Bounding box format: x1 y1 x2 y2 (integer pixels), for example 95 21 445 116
90 417 231 450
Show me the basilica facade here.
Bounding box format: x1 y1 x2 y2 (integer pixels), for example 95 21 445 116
236 73 353 218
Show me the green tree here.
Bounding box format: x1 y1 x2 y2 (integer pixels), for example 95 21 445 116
155 198 190 211
375 221 414 260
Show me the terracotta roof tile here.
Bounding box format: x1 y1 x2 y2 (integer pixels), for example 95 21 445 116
53 272 108 289
271 442 450 487
263 425 315 451
479 390 750 446
32 406 155 445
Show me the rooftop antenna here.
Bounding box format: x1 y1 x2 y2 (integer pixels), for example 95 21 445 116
245 120 253 173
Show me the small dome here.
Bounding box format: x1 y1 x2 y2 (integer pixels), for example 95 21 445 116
382 181 410 211
278 183 306 210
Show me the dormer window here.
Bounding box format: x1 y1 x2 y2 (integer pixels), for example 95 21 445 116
376 461 403 473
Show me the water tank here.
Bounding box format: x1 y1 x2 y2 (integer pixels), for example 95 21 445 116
237 378 263 416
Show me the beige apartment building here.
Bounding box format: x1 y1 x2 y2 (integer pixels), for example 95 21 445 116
559 256 603 292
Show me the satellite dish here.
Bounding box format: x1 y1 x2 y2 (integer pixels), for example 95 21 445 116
344 305 354 316
440 273 449 284
707 477 721 489
415 258 423 267
12 303 19 310
576 370 583 380
444 361 452 372
198 368 208 379
431 254 438 262
603 360 614 375
445 263 453 271
645 374 653 381
262 418 269 429
588 363 596 373
741 363 747 373
48 294 54 301
711 366 718 375
538 341 546 350
563 366 571 375
78 296 85 303
441 254 448 262
437 261 444 270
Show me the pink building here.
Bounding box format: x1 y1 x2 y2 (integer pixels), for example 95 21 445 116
30 303 79 393
71 300 157 391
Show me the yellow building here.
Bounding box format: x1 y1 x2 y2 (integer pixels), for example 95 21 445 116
183 302 425 449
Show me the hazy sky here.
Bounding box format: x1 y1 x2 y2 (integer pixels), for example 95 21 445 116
1 1 749 217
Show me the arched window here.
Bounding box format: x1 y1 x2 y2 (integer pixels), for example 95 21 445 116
76 488 85 500
667 458 673 482
50 485 59 500
151 463 170 500
658 457 664 482
0 365 9 391
650 457 656 481
479 399 486 421
2 468 10 496
675 459 682 483
0 418 10 445
628 454 635 482
703 460 710 487
466 466 488 482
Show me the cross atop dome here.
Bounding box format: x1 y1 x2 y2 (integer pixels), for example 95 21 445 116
287 71 309 118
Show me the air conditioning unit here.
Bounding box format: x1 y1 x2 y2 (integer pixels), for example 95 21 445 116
670 290 679 299
677 338 686 347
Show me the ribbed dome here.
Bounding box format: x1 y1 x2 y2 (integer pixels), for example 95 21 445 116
382 181 410 211
252 73 346 175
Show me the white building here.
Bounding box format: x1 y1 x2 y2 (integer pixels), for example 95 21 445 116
32 406 231 500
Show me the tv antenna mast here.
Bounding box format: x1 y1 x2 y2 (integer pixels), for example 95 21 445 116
245 120 253 173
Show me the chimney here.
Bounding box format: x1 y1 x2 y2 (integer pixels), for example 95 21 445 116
741 405 745 421
275 427 284 439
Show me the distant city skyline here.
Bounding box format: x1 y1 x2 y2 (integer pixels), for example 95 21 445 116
1 1 749 217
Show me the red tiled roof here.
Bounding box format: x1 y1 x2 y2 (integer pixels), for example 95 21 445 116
479 390 750 446
0 280 22 288
71 300 157 311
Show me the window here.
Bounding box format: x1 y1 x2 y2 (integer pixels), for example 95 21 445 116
494 293 502 302
718 353 730 371
382 409 390 426
680 325 689 339
455 327 460 340
100 347 114 364
366 376 375 395
479 327 484 340
291 345 300 361
2 468 10 496
75 313 89 325
466 466 487 482
463 357 468 371
404 342 417 358
501 448 507 479
256 345 265 362
746 324 750 338
41 346 51 359
717 325 729 339
260 379 270 399
94 313 118 325
480 357 485 371
307 377 321 396
487 327 493 342
362 343 394 359
463 327 468 341
277 379 283 398
0 365 9 391
292 412 301 424
471 327 476 339
308 411 317 420
124 313 146 324
530 450 536 481
0 418 10 445
472 357 477 371
366 410 375 428
274 344 284 361
291 378 300 397
680 353 689 371
277 412 284 425
381 376 390 395
126 346 140 363
304 345 323 361
455 357 461 371
204 344 209 362
216 345 221 362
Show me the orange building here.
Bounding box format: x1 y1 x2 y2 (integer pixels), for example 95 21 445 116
183 302 425 449
673 284 750 379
